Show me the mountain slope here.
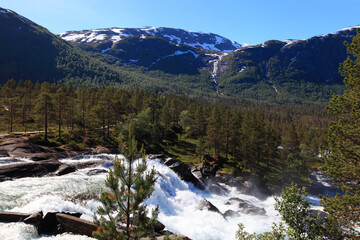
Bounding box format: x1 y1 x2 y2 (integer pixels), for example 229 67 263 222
0 8 215 97
0 7 126 86
60 27 242 52
215 27 359 102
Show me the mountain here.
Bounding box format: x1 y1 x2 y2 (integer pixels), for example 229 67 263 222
0 7 124 86
0 7 214 97
215 27 359 102
1 7 359 103
59 27 242 52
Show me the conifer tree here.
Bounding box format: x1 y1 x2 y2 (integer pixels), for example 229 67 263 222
35 82 54 141
206 104 223 162
322 29 360 238
93 123 158 240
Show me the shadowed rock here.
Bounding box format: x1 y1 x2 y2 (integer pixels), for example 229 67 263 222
0 160 74 182
225 198 266 215
56 213 97 237
223 209 240 218
0 139 55 160
54 164 76 176
196 198 222 215
164 158 205 190
0 211 31 222
86 168 108 176
24 211 43 225
0 149 9 157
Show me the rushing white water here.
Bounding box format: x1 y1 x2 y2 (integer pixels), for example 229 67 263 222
0 154 281 239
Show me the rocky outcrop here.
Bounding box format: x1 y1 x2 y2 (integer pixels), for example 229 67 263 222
225 198 266 215
0 139 55 160
196 199 222 215
223 209 240 218
161 158 205 190
0 160 75 182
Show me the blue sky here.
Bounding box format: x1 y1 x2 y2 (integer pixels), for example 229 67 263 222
0 0 359 44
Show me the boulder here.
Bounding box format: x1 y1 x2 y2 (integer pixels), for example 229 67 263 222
164 158 205 190
38 212 82 235
24 211 43 225
225 198 266 215
86 168 108 176
223 209 240 218
56 213 97 237
196 199 222 215
0 211 31 222
54 164 76 176
207 182 229 196
0 149 9 157
92 146 111 154
0 139 55 160
0 160 74 182
154 219 166 233
37 212 60 235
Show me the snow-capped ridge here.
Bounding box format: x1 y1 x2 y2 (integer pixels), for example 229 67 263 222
59 27 243 52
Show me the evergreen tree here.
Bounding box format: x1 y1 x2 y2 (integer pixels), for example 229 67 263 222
54 85 68 140
93 123 158 240
206 105 223 162
322 29 360 238
35 82 54 141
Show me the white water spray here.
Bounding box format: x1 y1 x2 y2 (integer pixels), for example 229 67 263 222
0 154 281 239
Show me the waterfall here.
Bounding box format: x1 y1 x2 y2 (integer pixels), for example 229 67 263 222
0 154 280 240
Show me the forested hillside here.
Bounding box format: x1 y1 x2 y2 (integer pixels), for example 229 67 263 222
0 79 328 190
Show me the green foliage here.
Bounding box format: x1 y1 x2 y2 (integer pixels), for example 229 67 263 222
236 184 323 240
322 29 360 239
274 184 323 239
93 123 158 239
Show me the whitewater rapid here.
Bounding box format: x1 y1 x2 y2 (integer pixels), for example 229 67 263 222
0 154 281 240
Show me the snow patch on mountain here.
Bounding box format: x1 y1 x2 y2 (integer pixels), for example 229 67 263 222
59 27 243 52
148 50 199 68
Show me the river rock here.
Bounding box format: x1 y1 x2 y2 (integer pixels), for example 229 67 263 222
223 209 240 218
37 212 60 235
0 211 31 222
92 146 111 154
86 168 108 176
0 149 9 157
24 211 43 225
164 158 205 190
207 182 229 195
0 160 74 182
225 198 266 215
0 139 55 160
56 213 97 237
38 212 82 235
54 164 76 176
196 198 222 215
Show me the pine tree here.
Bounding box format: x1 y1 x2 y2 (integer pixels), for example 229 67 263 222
93 123 158 240
206 105 223 162
35 82 54 141
322 29 360 238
